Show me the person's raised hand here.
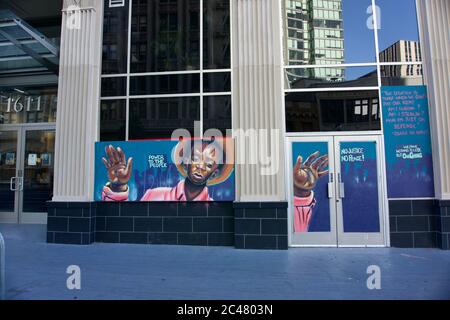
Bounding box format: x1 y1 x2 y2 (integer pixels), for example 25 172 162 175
293 151 328 197
102 145 133 192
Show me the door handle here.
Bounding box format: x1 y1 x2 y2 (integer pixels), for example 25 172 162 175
9 177 23 191
328 173 335 199
9 177 18 191
339 182 345 199
337 173 345 199
18 177 24 191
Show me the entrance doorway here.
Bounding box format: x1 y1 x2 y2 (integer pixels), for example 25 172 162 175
287 135 388 247
0 125 55 224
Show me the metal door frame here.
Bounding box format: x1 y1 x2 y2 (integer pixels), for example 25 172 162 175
286 135 338 247
0 123 55 224
0 126 22 223
286 132 390 248
333 135 387 247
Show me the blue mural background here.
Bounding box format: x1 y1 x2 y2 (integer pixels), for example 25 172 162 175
340 141 380 233
381 86 435 198
94 140 235 201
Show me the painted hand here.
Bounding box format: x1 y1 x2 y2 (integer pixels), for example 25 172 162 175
102 145 133 192
293 151 329 198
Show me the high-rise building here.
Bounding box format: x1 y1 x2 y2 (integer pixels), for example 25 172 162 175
284 0 344 81
380 40 422 63
380 40 423 84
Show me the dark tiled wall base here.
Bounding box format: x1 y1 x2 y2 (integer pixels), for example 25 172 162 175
437 201 450 250
47 199 449 250
47 202 96 245
96 201 234 246
389 200 449 249
234 202 288 250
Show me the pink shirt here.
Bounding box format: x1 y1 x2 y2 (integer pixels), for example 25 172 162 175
293 192 316 233
102 180 212 202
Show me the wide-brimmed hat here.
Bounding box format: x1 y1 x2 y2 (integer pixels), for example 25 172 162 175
172 138 235 186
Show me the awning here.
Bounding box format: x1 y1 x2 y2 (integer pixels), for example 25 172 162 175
0 10 59 76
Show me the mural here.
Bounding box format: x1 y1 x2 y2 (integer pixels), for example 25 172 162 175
94 139 235 202
382 86 435 198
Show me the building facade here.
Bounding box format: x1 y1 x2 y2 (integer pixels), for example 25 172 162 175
1 0 449 250
380 40 423 86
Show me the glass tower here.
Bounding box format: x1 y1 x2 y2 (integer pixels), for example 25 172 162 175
284 0 344 81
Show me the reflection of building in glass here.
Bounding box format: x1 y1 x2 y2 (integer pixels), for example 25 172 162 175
380 40 422 64
284 0 344 81
203 0 231 69
100 100 126 141
100 0 231 140
285 90 380 132
130 1 200 139
102 0 129 74
129 97 200 139
131 0 200 73
380 40 423 86
289 68 378 89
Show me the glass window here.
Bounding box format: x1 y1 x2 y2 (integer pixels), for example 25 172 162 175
100 100 127 141
0 86 57 124
283 0 423 134
377 0 421 60
100 0 231 141
130 0 201 73
203 95 232 136
204 72 231 92
102 0 129 74
285 90 381 132
204 0 231 69
101 77 127 97
380 64 423 86
130 74 200 95
285 66 378 89
284 0 376 66
129 97 200 139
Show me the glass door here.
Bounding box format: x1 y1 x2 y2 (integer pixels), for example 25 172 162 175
20 128 55 223
287 136 337 246
334 136 386 247
0 126 55 224
0 129 21 223
288 135 387 247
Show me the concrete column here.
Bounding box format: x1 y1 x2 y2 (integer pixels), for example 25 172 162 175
417 0 450 200
52 0 103 202
231 0 286 202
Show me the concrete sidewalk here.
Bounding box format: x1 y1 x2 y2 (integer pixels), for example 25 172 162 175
0 223 449 300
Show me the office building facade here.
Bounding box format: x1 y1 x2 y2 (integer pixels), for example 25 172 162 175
0 0 449 250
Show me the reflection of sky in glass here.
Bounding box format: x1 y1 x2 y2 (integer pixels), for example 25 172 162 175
341 0 419 63
342 0 376 63
376 0 420 52
339 0 418 81
344 66 377 82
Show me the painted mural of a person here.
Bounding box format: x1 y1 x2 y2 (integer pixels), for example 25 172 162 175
101 140 234 201
293 151 329 232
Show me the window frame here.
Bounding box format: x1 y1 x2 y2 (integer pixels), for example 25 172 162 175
282 0 424 136
100 0 232 141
